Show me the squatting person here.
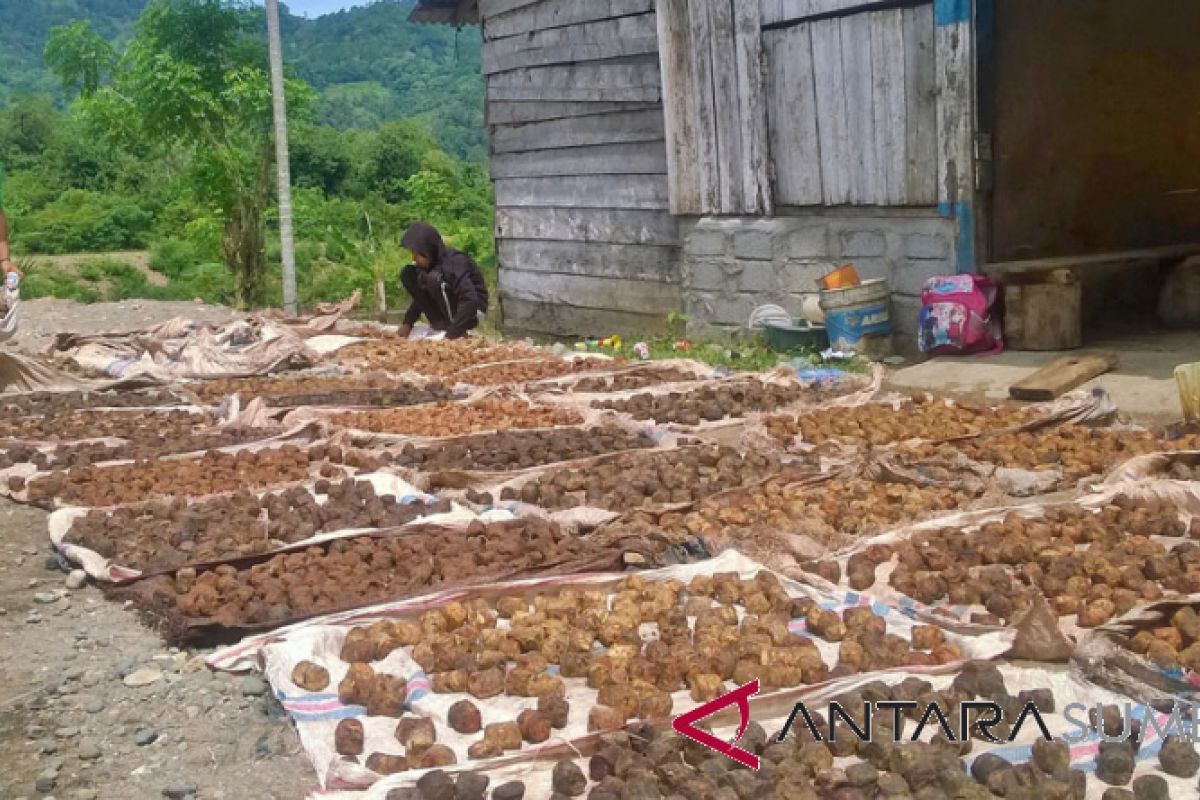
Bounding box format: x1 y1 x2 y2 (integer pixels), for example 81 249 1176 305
396 221 489 340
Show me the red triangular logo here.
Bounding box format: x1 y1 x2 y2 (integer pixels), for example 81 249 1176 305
671 679 761 770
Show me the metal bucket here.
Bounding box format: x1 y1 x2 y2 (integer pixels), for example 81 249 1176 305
820 279 891 356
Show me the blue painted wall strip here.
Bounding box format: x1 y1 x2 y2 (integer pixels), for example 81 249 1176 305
934 0 970 26
937 202 977 273
955 202 975 273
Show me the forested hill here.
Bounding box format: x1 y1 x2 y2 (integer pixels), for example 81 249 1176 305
284 2 484 160
0 0 485 160
0 0 145 98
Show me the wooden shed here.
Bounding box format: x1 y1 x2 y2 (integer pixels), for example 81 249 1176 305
413 0 1200 348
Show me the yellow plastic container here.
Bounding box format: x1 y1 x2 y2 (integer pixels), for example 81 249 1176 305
821 264 862 290
1178 362 1200 422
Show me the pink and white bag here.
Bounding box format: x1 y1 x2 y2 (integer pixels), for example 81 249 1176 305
918 274 1003 355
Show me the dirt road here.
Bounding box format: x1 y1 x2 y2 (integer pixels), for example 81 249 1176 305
6 299 239 357
0 300 313 800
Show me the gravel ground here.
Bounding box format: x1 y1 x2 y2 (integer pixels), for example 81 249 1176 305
0 300 313 800
6 299 240 356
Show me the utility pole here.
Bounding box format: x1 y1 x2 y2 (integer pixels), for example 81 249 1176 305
265 0 297 315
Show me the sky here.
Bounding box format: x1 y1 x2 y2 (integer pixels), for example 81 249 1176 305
277 0 368 17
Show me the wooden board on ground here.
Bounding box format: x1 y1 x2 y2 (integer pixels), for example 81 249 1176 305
1009 353 1119 402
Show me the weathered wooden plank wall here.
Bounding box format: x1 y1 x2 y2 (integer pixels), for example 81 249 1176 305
762 1 940 207
481 0 681 338
654 0 772 216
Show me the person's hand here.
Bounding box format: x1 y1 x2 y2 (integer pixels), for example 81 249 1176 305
397 323 413 339
0 260 20 278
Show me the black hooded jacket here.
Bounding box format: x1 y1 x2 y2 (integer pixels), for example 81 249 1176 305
400 222 489 339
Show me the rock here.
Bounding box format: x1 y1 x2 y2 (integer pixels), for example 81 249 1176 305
1095 742 1136 786
1102 790 1134 800
35 770 57 793
123 667 163 688
238 676 268 697
551 760 587 796
36 738 58 754
876 773 910 796
34 591 64 605
970 753 1011 785
741 722 768 755
84 699 105 715
455 772 489 800
77 740 102 761
1132 775 1169 800
80 671 104 688
1159 735 1200 778
416 770 455 800
1016 688 1056 714
491 783 525 800
54 728 79 740
134 728 159 746
625 772 664 800
1032 738 1070 776
65 571 87 590
162 781 198 799
74 790 99 800
846 762 879 787
1007 595 1074 662
26 612 43 624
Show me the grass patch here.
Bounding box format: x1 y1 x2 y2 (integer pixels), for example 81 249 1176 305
595 334 871 374
16 255 230 305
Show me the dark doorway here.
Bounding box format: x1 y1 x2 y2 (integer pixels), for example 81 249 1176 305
989 0 1200 263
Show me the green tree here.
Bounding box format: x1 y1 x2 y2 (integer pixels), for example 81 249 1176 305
75 0 314 307
369 119 439 204
0 95 60 164
290 124 354 195
44 21 117 97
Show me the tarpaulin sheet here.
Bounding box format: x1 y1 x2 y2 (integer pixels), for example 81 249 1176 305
526 357 722 395
48 471 457 583
743 386 1120 457
1076 596 1200 705
282 388 602 448
206 550 1012 792
49 314 326 381
385 416 683 532
791 479 1200 638
10 427 351 509
539 364 883 437
328 662 1199 800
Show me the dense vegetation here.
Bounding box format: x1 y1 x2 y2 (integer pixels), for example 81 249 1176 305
0 0 491 311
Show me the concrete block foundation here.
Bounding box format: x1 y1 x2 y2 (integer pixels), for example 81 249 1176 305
680 209 959 352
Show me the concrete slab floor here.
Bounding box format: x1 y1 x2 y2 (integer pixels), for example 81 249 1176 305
886 329 1200 426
